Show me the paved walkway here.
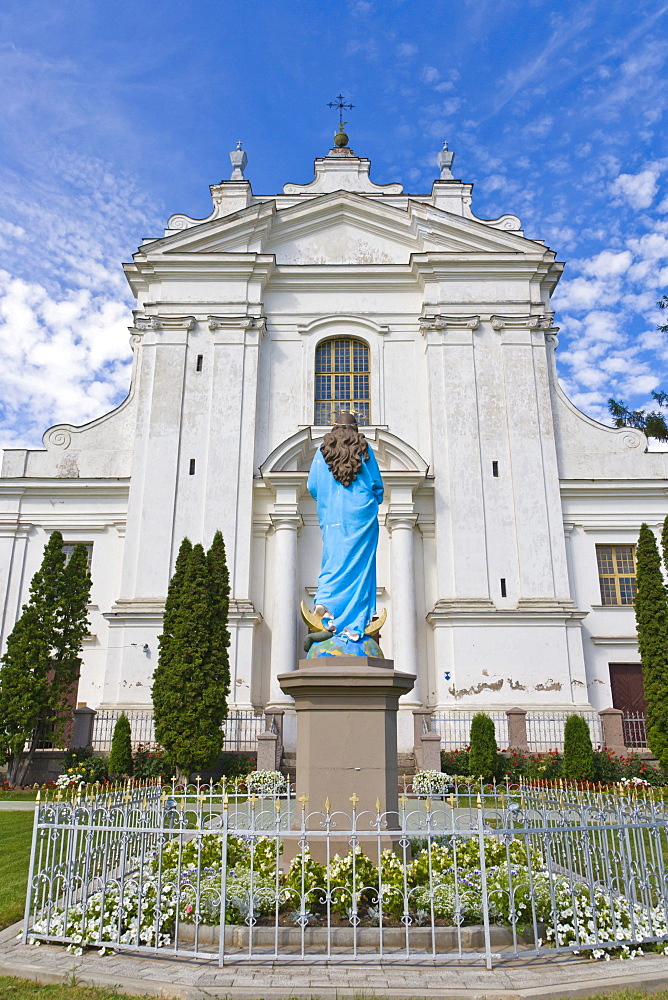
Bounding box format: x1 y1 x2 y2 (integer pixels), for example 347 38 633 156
3 921 668 999
0 800 36 810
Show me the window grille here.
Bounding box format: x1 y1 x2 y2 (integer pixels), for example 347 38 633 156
314 338 370 426
62 543 93 572
596 545 636 605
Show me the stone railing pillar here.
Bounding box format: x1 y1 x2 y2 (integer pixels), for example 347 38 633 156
506 707 528 752
599 707 626 755
411 709 442 771
419 732 443 772
70 704 95 750
257 732 279 771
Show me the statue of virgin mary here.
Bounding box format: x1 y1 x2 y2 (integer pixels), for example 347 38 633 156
307 411 384 642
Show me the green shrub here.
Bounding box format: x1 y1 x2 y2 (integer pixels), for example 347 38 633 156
468 713 498 781
618 753 665 787
61 747 107 783
219 753 255 779
133 743 169 780
563 715 594 781
523 751 563 780
108 713 133 778
592 748 622 783
440 748 469 775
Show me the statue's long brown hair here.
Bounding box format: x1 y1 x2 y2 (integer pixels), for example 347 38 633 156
321 424 369 487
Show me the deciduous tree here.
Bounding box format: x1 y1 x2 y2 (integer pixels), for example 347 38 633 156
0 532 91 786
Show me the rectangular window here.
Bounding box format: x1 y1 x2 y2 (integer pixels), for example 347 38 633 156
492 461 499 477
62 543 93 572
334 374 350 400
500 578 507 597
596 545 637 606
315 374 331 400
189 459 196 476
196 354 203 371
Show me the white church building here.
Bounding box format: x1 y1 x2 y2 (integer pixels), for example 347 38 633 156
1 133 664 752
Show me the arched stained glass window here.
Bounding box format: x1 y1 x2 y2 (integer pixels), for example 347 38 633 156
314 338 371 426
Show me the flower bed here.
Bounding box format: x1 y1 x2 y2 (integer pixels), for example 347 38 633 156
33 831 668 959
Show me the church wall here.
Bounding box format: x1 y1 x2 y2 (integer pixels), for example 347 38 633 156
0 485 128 709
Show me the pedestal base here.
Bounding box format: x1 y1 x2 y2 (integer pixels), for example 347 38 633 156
277 656 414 818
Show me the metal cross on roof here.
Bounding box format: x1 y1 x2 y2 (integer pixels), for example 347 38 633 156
327 94 354 127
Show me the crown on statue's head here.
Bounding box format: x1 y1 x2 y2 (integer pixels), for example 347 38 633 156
334 410 357 427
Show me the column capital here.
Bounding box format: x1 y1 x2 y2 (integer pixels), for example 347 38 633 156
385 512 418 531
270 511 303 531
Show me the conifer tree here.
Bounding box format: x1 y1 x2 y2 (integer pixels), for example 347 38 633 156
0 532 91 786
563 714 594 781
635 522 668 769
206 530 231 723
108 712 134 777
468 713 498 781
153 540 229 778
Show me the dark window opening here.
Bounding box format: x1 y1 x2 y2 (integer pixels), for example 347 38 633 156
196 354 203 371
500 578 507 597
189 459 196 475
492 461 499 477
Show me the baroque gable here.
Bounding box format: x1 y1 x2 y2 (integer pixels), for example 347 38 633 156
132 190 545 268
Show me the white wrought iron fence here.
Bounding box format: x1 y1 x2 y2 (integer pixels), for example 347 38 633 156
430 711 603 753
431 712 509 750
525 711 602 753
91 710 265 752
23 778 668 967
622 712 648 749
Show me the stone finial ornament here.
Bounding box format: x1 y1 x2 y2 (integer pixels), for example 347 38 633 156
230 141 248 180
438 140 455 180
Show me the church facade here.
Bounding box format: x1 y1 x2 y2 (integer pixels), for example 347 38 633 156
1 137 665 751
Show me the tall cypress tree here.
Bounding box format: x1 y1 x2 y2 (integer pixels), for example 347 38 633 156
634 523 668 769
153 540 229 778
661 515 668 578
206 530 231 725
0 533 91 786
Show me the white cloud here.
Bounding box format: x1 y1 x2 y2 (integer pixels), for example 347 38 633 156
421 65 441 83
396 42 417 58
0 270 132 448
612 168 660 209
0 147 162 450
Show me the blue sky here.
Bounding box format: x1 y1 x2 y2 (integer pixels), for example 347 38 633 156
1 0 667 449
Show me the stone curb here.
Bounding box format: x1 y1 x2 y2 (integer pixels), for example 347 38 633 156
4 921 668 999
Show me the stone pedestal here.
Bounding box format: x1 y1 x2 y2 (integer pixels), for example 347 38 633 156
278 656 414 817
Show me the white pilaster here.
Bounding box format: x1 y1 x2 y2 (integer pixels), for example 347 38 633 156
385 478 423 706
265 476 304 706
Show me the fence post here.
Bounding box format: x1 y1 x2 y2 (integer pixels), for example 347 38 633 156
412 709 432 769
506 707 528 752
70 704 95 749
264 709 284 769
599 707 626 755
257 732 279 771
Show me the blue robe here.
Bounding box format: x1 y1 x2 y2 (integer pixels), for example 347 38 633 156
307 446 384 638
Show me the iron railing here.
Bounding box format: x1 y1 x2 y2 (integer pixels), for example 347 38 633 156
431 712 509 750
525 711 602 752
622 712 648 749
91 710 265 753
23 778 668 967
431 711 603 753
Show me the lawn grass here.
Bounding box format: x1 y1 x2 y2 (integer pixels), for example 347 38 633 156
1 983 668 1000
0 978 178 1000
0 791 40 801
0 812 35 930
